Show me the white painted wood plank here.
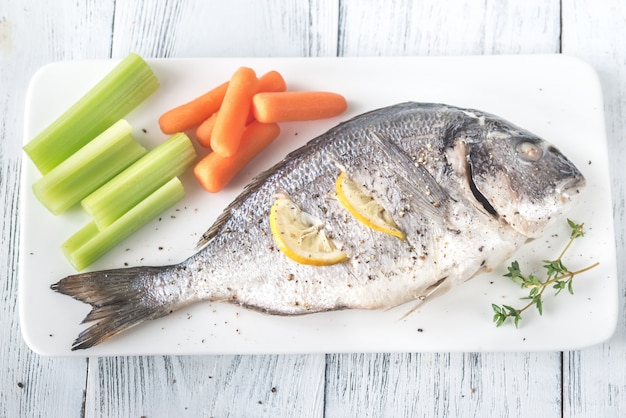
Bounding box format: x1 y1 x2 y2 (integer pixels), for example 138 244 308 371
4 1 624 417
325 353 562 417
0 1 115 417
561 0 626 416
111 0 339 58
82 1 337 417
338 0 561 56
324 1 564 417
86 354 325 417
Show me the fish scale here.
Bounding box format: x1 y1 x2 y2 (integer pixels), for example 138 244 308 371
51 102 586 350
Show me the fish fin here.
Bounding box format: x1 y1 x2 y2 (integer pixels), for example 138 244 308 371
398 276 454 320
195 209 230 250
367 130 451 222
398 301 423 321
51 267 181 350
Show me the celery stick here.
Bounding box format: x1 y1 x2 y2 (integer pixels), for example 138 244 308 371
24 53 159 174
62 177 185 271
32 120 147 215
61 222 99 257
82 132 197 230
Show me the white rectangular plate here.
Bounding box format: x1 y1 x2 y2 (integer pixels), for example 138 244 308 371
19 55 618 356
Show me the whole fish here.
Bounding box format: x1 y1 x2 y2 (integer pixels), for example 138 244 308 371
52 102 585 350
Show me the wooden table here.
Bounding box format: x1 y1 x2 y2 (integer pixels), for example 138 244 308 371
1 1 624 416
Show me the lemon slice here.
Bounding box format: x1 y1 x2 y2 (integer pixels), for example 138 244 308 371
270 194 347 266
336 171 406 240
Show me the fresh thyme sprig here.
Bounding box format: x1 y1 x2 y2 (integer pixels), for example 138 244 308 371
492 219 599 327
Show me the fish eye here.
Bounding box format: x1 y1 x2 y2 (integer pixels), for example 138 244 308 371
516 141 543 162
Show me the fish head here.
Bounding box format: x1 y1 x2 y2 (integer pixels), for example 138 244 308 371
462 115 586 238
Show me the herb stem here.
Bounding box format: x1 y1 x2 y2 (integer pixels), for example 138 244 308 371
492 220 597 327
545 262 600 286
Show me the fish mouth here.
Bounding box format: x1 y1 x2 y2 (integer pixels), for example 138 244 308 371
557 175 586 200
549 175 586 221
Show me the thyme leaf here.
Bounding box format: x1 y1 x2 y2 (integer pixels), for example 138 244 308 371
492 219 599 328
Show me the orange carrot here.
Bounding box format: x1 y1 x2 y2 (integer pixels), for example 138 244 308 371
210 67 259 157
246 70 288 123
195 113 218 148
256 70 287 93
194 121 280 193
158 81 228 134
252 91 347 123
195 70 287 146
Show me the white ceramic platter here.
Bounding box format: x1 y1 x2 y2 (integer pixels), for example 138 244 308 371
19 55 618 356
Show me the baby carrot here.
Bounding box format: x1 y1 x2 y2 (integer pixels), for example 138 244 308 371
158 81 228 134
256 70 287 94
195 70 286 147
210 67 259 157
194 121 280 193
246 70 288 124
195 113 217 148
252 91 347 123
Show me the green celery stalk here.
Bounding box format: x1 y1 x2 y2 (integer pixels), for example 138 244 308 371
32 119 147 215
62 177 186 271
82 132 197 230
24 53 159 174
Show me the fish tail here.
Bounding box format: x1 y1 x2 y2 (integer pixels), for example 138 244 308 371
51 266 181 350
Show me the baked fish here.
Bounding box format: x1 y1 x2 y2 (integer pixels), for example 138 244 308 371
51 102 586 350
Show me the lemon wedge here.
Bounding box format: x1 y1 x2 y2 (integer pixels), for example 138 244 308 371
270 194 347 266
335 171 406 240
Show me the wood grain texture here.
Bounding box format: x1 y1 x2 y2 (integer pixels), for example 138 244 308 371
561 0 626 416
86 355 325 417
82 1 336 417
111 0 339 58
326 353 562 417
1 0 625 417
0 2 114 417
325 1 564 417
337 0 561 56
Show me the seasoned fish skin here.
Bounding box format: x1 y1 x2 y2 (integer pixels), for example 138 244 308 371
52 102 586 350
